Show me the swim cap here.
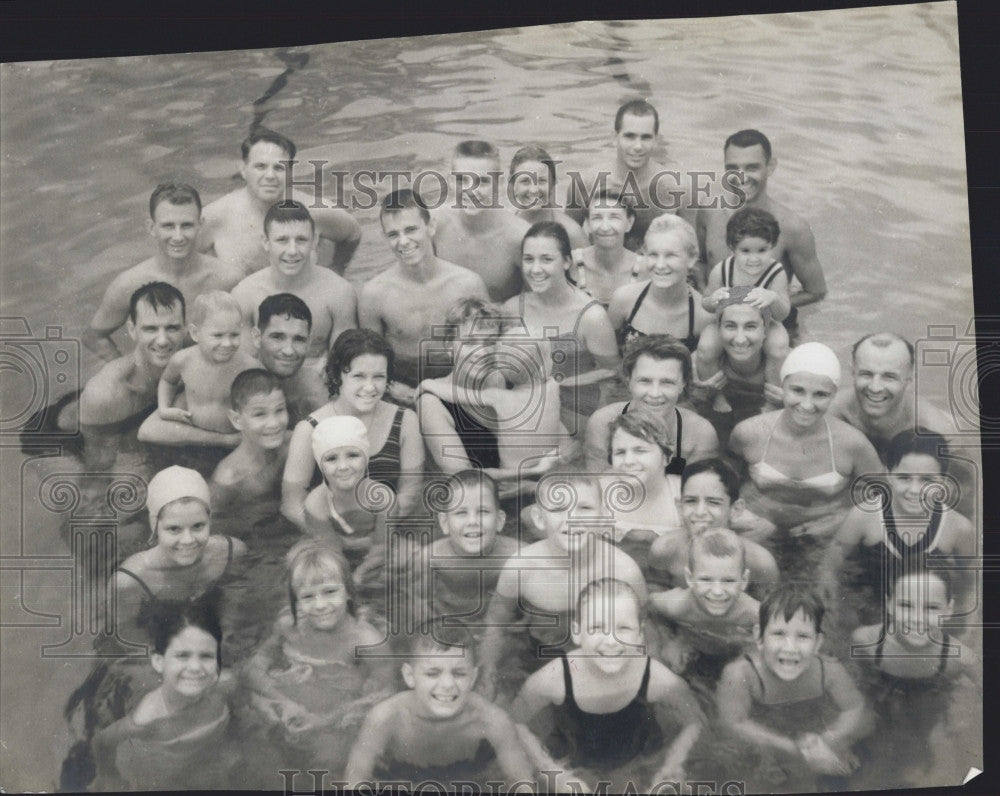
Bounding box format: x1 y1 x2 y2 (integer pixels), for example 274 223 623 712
146 466 211 530
311 415 370 464
779 341 841 388
715 285 772 327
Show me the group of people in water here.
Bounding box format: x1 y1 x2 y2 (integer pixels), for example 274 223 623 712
49 99 981 793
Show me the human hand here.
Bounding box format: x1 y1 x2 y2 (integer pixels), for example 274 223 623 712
709 287 731 309
158 406 192 423
797 733 854 776
763 381 784 406
388 381 416 406
746 287 777 309
788 513 843 539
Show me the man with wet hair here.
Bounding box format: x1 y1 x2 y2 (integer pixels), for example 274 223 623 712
199 127 362 276
84 182 243 362
695 129 826 317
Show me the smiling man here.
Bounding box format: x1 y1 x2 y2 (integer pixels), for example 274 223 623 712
199 128 362 276
83 183 243 362
359 189 489 402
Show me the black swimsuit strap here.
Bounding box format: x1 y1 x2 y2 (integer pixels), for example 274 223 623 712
874 634 885 666
115 566 157 601
306 415 319 428
625 282 653 326
223 535 234 571
560 652 575 705
883 501 942 558
686 291 695 339
938 633 950 675
744 654 767 697
639 656 652 699
674 407 683 450
758 262 783 290
818 655 826 694
724 256 735 287
620 401 630 416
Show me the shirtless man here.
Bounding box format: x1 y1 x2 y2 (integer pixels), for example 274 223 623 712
359 189 489 404
83 183 243 362
199 128 362 276
695 129 826 320
565 100 693 252
432 140 530 303
230 200 357 373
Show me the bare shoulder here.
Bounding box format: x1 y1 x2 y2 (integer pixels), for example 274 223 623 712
829 388 859 421
916 400 959 435
314 267 356 294
80 358 132 409
850 623 880 646
201 189 241 219
503 212 531 241
770 198 812 236
201 254 244 287
232 269 269 297
650 587 686 619
647 657 689 696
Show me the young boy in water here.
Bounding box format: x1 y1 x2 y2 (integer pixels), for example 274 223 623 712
411 470 520 627
715 585 870 789
344 621 535 786
478 472 648 699
649 459 778 597
695 207 791 412
512 578 705 790
210 369 290 512
157 290 257 433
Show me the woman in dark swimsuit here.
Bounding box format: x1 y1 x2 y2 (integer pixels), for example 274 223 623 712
608 213 712 355
282 329 424 528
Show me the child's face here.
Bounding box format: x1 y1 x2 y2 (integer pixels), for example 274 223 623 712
151 625 219 700
403 653 478 719
193 309 242 364
628 354 685 413
439 487 505 556
610 428 667 484
521 234 570 295
679 471 733 535
510 160 551 209
295 573 349 632
319 446 367 490
686 553 747 617
757 608 822 681
381 207 436 267
532 482 605 552
232 389 288 449
340 354 388 412
889 572 953 648
156 499 211 566
781 372 836 429
587 202 634 247
264 219 316 277
644 231 694 290
731 235 775 278
573 592 644 675
889 453 943 517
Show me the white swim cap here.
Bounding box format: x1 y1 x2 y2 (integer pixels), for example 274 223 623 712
146 466 211 530
311 415 370 465
779 342 841 388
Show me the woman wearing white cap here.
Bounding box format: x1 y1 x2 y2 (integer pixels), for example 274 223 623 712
729 342 882 543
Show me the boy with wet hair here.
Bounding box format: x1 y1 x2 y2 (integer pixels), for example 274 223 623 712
344 619 535 786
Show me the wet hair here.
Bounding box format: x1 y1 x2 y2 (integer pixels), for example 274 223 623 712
189 290 242 328
886 427 949 474
257 292 312 332
890 561 955 603
140 598 223 668
149 181 202 218
585 188 637 220
851 331 915 368
380 188 432 224
724 129 772 161
241 127 296 161
263 199 314 237
607 412 674 468
441 469 501 514
287 542 357 625
509 144 557 186
453 140 500 164
230 368 284 411
758 583 825 635
688 528 745 573
533 469 604 513
522 220 573 261
129 281 185 324
407 618 478 664
681 458 740 504
622 334 692 386
644 213 698 258
725 206 780 249
324 328 394 397
575 577 644 631
442 297 504 343
614 99 659 134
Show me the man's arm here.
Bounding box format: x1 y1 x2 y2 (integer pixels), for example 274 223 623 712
357 281 386 335
85 273 142 360
137 412 240 448
326 277 359 351
304 202 362 272
78 372 131 470
784 219 826 308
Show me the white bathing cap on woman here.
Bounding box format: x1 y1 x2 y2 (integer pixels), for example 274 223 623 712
311 415 371 465
146 465 211 530
779 341 842 388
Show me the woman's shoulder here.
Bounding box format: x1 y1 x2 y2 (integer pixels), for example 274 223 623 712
731 410 778 444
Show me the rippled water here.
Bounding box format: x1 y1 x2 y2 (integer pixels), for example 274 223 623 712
0 3 981 791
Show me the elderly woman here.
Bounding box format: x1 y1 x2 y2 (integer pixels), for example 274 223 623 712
729 342 882 554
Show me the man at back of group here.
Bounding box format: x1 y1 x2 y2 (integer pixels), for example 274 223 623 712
84 183 243 362
695 129 826 323
432 140 530 303
231 201 357 384
565 99 692 252
360 189 489 404
199 127 362 276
